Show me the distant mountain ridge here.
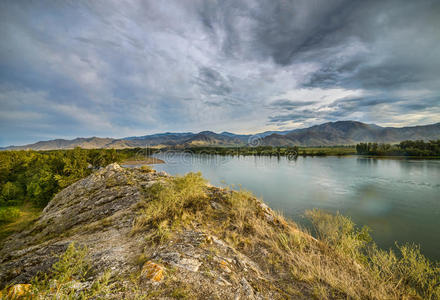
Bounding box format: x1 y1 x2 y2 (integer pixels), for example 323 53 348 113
3 121 440 150
263 121 440 146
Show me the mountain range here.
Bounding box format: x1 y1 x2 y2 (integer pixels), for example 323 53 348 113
3 121 440 150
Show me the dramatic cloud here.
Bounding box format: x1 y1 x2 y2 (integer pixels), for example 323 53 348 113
0 0 439 145
269 99 318 110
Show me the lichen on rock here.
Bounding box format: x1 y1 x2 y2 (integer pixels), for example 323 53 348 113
0 283 32 298
141 261 164 283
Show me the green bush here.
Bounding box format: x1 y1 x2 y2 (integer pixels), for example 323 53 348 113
0 147 156 208
0 207 21 223
305 209 371 261
29 243 113 298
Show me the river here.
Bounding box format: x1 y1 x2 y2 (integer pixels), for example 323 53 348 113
148 153 440 260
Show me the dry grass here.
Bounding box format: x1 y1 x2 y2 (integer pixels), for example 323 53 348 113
132 172 208 240
305 209 440 299
132 172 440 299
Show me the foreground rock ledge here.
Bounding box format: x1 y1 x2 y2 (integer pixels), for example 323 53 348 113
0 163 290 298
0 163 390 299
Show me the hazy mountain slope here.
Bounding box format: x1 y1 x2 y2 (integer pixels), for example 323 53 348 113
5 137 116 150
124 132 195 140
3 121 440 150
183 131 248 146
379 123 440 142
122 132 197 146
4 134 197 150
262 121 440 146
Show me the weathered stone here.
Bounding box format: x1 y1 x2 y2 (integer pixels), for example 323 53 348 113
240 278 254 297
210 201 223 210
256 201 276 223
155 252 202 272
263 212 274 222
177 257 202 272
215 276 232 286
219 260 232 273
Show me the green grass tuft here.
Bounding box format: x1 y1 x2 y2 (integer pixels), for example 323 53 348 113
0 207 21 223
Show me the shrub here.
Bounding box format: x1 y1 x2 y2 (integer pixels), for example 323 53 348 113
1 182 24 205
305 209 371 261
0 207 21 223
133 172 207 234
29 243 113 298
306 210 440 299
367 243 440 299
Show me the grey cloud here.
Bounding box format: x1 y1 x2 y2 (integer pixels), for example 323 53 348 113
204 97 242 107
251 0 355 65
269 92 440 125
1 0 440 145
301 1 440 90
195 67 232 96
328 95 440 113
324 94 440 123
268 114 308 123
269 99 317 110
195 0 440 91
74 37 122 49
268 109 317 123
328 97 395 111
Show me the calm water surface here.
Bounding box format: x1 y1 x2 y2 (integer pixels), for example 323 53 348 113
150 154 440 260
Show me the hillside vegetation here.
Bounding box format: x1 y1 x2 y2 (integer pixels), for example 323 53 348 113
0 164 439 299
0 148 160 239
0 148 159 209
356 140 440 156
164 145 356 157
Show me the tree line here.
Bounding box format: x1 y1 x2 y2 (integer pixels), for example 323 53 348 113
168 146 300 156
162 146 356 157
356 140 440 156
0 147 155 208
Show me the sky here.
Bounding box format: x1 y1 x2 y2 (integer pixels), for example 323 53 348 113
1 0 440 146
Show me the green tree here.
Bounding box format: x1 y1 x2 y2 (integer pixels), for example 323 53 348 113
1 181 23 205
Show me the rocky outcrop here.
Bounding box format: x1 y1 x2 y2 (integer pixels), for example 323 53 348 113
0 163 298 299
0 164 153 288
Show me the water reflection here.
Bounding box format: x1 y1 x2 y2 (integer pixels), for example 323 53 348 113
356 157 378 165
352 184 393 217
